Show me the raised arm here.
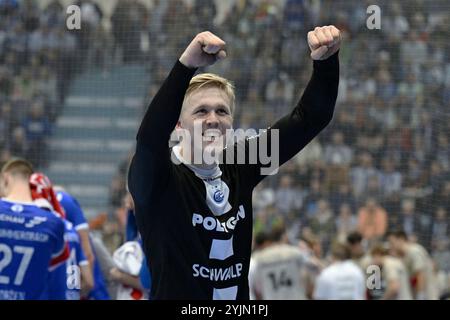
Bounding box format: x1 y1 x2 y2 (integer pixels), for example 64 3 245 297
244 26 340 184
137 31 227 147
129 32 227 204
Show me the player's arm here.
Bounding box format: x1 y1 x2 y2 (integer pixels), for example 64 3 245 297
303 263 316 300
128 32 226 203
382 279 400 300
248 259 262 300
110 267 143 290
410 250 427 299
244 26 340 183
80 263 94 297
275 25 340 163
414 270 426 299
78 229 95 271
76 241 94 297
59 191 96 272
381 263 401 300
302 254 319 299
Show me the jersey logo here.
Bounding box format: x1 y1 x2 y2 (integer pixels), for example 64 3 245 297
25 216 47 228
11 204 24 213
192 205 245 233
213 190 224 203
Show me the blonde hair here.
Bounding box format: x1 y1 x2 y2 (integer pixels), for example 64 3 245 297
185 73 236 114
1 158 34 179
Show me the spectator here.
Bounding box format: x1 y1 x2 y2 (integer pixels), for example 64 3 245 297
324 131 353 166
379 158 403 198
324 131 352 191
0 101 14 147
357 197 388 243
111 0 147 63
274 174 304 220
431 207 449 247
398 198 432 247
350 152 379 199
329 183 356 215
309 199 335 253
303 178 324 219
252 180 275 214
8 126 28 159
336 203 357 243
22 100 51 167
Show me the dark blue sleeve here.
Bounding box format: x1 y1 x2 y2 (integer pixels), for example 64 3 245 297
240 52 340 186
58 192 89 231
128 61 196 208
74 239 88 266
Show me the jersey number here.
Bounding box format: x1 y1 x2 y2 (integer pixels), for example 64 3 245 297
268 270 293 290
0 244 35 286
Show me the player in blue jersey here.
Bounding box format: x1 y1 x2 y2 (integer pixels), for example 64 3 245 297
48 220 94 299
29 172 95 300
55 189 111 299
0 158 68 300
55 189 94 270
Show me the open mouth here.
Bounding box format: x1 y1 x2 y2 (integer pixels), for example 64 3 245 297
202 129 222 142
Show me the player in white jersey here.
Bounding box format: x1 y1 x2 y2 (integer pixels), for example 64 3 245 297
314 242 366 300
369 243 413 300
387 230 438 300
249 224 311 300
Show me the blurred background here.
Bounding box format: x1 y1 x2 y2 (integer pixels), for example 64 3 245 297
0 0 449 298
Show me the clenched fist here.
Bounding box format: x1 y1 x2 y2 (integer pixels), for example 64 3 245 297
179 31 227 69
307 26 341 60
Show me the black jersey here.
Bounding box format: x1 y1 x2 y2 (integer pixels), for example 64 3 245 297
128 53 339 299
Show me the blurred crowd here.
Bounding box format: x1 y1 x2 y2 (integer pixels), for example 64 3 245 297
0 0 112 168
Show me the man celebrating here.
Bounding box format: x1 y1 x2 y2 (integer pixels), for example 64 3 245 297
128 27 340 299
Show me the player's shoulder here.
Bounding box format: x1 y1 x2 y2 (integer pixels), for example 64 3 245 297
1 199 51 216
252 244 305 263
63 220 80 241
408 243 428 258
0 199 64 230
325 260 361 278
56 190 73 205
317 263 335 282
271 243 305 259
385 256 404 267
321 262 338 275
57 191 84 212
344 260 366 278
